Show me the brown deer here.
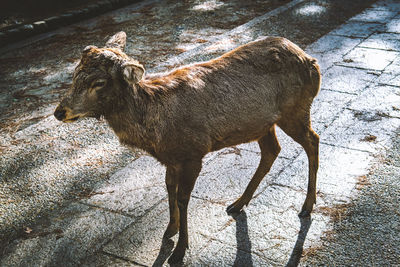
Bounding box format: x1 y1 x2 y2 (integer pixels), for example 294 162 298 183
54 31 320 264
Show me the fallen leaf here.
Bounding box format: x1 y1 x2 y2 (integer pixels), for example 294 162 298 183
343 58 354 63
360 135 377 142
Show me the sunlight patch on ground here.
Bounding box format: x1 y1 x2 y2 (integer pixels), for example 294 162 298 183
205 38 236 52
192 0 224 11
296 3 325 16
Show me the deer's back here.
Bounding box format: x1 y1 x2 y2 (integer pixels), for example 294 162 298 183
142 37 320 158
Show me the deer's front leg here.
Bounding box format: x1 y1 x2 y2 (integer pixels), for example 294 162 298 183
164 166 180 239
168 159 202 264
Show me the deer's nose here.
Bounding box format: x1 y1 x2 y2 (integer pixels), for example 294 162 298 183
54 107 66 121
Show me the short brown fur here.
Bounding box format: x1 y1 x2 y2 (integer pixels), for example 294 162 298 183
54 32 321 264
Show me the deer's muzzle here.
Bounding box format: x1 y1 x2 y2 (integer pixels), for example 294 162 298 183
54 105 82 123
54 106 66 121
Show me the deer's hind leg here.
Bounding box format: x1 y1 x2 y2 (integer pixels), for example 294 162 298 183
164 166 180 239
277 112 319 217
227 125 281 214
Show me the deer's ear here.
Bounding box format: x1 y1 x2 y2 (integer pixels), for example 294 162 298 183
105 31 127 51
82 45 98 55
122 62 145 84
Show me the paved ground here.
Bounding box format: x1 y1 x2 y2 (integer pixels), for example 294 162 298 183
303 127 400 266
1 0 399 266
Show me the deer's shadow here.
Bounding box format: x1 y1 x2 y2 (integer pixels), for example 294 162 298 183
152 237 175 267
231 211 254 266
152 211 312 267
286 216 312 267
231 210 312 267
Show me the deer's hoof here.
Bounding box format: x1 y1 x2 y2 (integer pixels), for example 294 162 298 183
226 203 242 215
298 208 311 218
168 249 185 264
299 201 314 218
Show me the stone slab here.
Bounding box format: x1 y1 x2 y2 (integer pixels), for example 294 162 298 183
204 204 300 265
377 55 400 87
83 252 136 267
349 8 398 23
103 198 223 266
347 84 400 118
385 17 400 33
330 21 384 38
322 109 400 154
340 47 399 71
378 72 400 88
320 65 378 94
273 144 374 205
0 203 133 267
311 89 357 127
206 186 331 266
300 128 400 266
193 148 291 204
236 128 304 160
359 32 400 51
372 0 400 12
188 238 277 266
81 156 166 218
322 85 400 153
306 35 362 71
102 201 171 266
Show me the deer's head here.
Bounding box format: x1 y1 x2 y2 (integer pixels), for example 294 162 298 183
54 31 145 122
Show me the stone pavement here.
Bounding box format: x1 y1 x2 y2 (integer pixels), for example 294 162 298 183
1 0 400 266
303 126 400 266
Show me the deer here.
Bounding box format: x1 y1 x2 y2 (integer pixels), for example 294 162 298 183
54 31 320 264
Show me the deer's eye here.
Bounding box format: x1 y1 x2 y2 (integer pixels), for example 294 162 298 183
92 80 106 88
89 80 107 94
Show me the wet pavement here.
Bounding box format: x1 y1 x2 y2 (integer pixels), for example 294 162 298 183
1 0 400 266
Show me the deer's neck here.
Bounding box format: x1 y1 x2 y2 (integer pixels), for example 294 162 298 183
105 85 163 156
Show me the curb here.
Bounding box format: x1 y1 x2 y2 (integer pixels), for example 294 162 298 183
0 0 143 47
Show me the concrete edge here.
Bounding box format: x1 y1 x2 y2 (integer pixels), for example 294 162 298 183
0 0 144 47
